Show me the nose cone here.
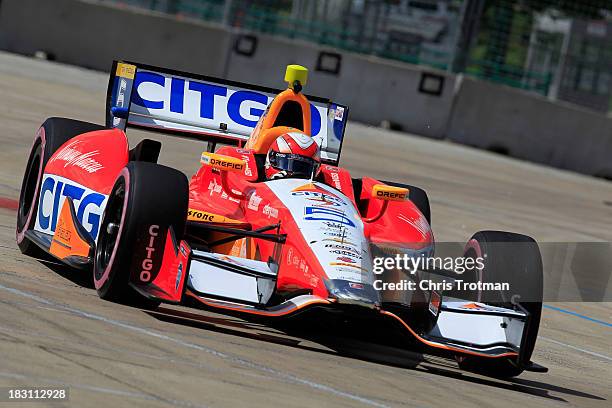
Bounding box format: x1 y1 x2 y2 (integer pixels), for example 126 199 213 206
265 179 381 304
325 279 381 308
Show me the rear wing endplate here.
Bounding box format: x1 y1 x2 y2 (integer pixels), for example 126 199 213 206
106 61 348 165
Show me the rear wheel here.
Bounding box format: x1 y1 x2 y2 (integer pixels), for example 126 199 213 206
457 230 543 377
16 118 105 256
93 162 188 306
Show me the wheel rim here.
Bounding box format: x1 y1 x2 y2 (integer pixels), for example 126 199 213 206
17 142 42 231
95 178 125 281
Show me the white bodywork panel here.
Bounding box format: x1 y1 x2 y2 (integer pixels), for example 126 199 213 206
430 299 527 349
265 179 374 284
189 251 276 303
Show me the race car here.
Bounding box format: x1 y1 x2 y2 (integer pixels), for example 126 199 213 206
16 62 547 378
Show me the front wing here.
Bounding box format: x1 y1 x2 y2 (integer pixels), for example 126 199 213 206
133 236 532 365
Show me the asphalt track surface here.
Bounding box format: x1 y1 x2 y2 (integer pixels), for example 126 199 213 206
0 52 610 407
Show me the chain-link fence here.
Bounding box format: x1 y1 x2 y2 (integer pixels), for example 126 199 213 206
102 0 464 69
465 0 612 111
101 0 612 112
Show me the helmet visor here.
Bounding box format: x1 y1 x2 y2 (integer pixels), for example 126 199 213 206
269 152 317 177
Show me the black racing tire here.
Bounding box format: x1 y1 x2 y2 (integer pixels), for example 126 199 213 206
382 180 431 225
93 162 188 307
16 118 106 257
458 230 543 378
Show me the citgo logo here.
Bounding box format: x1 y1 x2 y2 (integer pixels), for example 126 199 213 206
35 174 107 240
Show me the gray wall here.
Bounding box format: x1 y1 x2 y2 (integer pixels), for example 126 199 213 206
0 0 610 178
0 0 232 76
227 34 455 138
448 77 612 178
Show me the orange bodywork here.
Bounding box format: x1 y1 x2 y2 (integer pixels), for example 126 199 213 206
49 199 92 260
245 88 312 154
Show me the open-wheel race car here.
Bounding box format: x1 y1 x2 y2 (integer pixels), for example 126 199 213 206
16 62 547 378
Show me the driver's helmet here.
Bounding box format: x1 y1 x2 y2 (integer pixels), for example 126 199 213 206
265 131 320 180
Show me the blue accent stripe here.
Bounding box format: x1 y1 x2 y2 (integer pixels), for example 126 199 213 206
543 305 612 328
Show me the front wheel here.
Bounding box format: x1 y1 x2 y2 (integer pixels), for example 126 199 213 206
458 230 543 378
93 162 188 306
17 118 105 256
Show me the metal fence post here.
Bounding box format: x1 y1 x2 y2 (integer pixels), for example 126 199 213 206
452 0 485 73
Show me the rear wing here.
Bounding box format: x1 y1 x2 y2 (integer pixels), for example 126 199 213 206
106 61 348 165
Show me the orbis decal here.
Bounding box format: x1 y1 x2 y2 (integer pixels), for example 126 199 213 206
35 174 107 240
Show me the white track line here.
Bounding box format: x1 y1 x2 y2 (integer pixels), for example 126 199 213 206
539 336 612 362
0 283 392 408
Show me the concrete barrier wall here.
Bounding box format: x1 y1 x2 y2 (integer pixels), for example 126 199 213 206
0 0 232 76
333 53 454 139
227 34 455 138
448 77 612 178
